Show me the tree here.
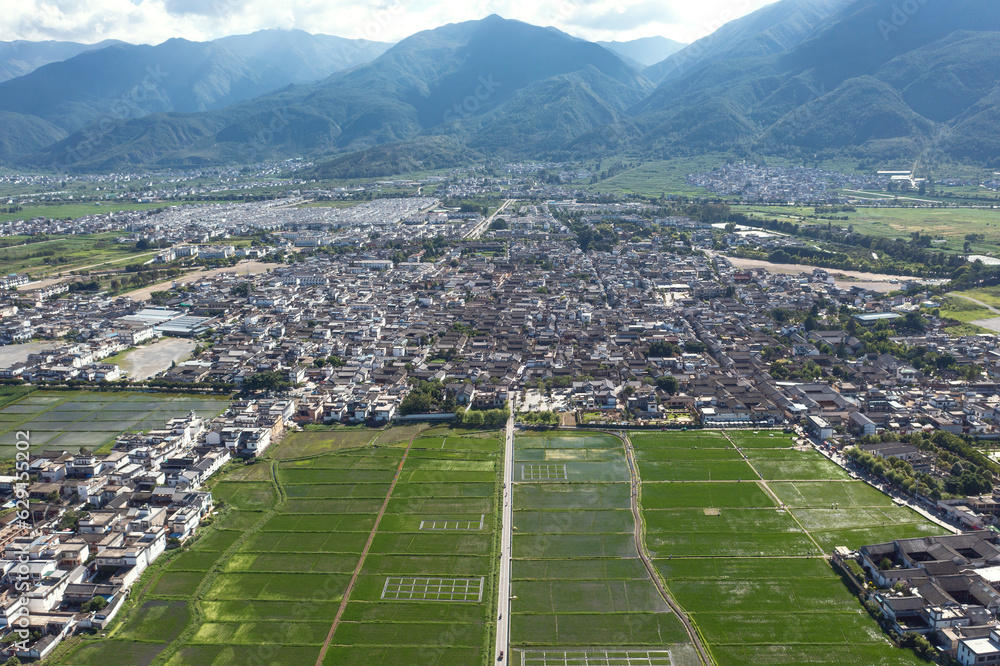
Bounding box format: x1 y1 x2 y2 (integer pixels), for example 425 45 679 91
771 308 792 323
399 391 431 415
648 341 680 358
655 376 679 395
81 596 108 612
241 371 291 393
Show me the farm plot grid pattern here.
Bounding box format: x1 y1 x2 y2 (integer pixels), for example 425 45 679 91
420 515 484 530
52 428 504 666
631 430 943 666
511 432 691 653
0 391 229 456
380 576 485 602
520 649 673 666
522 463 568 480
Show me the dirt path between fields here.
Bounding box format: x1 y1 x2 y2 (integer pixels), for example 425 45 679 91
315 431 419 666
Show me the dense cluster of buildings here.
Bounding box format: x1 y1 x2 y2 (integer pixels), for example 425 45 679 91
686 163 891 203
848 533 1000 664
0 393 297 660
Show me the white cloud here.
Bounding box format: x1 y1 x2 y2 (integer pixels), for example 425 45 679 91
1 0 777 46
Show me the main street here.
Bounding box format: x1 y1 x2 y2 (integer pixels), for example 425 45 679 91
495 403 514 662
465 199 514 239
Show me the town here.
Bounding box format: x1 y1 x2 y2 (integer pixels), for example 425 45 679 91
2 189 1000 662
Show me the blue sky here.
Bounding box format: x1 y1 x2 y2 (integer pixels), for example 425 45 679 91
4 0 776 45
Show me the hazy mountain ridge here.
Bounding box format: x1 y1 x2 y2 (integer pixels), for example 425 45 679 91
642 0 848 85
598 37 686 67
0 39 122 82
5 1 1000 172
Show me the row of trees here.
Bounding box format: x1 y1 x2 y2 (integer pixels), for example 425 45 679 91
454 407 508 428
848 430 1000 500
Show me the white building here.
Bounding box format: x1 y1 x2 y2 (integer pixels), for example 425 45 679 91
958 628 1000 666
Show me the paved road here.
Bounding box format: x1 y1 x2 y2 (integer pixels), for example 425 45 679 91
495 405 514 663
466 199 514 240
620 432 711 666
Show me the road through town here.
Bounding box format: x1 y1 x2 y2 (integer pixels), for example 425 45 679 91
495 406 514 663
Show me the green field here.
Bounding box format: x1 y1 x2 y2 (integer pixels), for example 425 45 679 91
587 155 737 197
273 427 378 459
0 390 229 458
0 231 160 277
632 430 939 666
510 431 695 665
937 294 996 335
740 203 1000 247
53 423 504 666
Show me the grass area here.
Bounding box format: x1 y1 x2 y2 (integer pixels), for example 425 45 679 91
102 347 137 366
951 287 1000 308
54 425 505 666
937 295 992 334
510 430 692 661
631 430 941 665
271 427 378 459
0 385 34 410
739 204 1000 248
0 390 229 458
0 202 179 225
587 155 734 197
0 231 157 277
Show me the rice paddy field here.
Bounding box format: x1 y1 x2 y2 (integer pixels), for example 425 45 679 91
509 431 698 666
633 429 941 665
0 389 230 458
53 424 504 666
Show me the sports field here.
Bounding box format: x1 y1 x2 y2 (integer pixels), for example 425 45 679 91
53 424 503 666
509 431 698 666
633 430 939 665
0 389 229 458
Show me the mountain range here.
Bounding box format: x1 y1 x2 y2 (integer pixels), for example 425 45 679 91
0 39 123 83
598 37 686 68
2 0 1000 173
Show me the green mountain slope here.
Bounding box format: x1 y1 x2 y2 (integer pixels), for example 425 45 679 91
21 15 650 170
632 0 1000 164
